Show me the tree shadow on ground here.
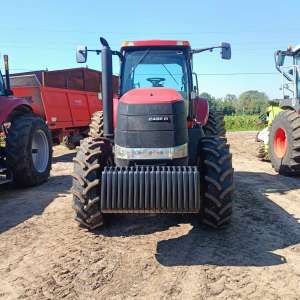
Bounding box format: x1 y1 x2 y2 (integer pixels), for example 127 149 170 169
0 174 72 234
99 171 300 267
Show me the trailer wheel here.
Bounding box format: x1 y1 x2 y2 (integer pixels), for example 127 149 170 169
269 110 300 175
6 115 52 187
199 136 234 228
203 110 226 137
89 111 104 138
72 137 113 229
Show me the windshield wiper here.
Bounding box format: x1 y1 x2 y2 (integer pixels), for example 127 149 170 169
125 49 151 85
162 64 179 86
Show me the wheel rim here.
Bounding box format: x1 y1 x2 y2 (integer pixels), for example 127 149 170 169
274 128 287 158
31 129 49 173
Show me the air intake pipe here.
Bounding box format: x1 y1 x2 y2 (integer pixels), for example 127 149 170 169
3 55 12 95
100 37 114 139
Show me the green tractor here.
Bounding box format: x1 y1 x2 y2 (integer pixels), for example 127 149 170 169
256 45 300 175
257 45 300 176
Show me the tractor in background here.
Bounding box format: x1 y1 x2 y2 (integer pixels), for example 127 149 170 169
0 55 52 187
257 45 300 175
72 37 234 230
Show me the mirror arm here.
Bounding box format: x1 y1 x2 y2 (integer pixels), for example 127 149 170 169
83 49 123 61
191 46 222 55
86 49 102 55
112 50 124 62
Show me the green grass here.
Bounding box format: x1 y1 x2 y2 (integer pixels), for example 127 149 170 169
225 115 264 131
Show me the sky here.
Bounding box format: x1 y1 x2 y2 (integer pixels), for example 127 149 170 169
0 0 300 99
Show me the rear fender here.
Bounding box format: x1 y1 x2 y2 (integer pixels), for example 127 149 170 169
193 97 209 125
0 96 33 124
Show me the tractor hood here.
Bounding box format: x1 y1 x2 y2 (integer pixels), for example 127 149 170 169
115 87 188 166
120 88 183 105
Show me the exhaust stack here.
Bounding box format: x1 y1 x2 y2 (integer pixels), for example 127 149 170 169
100 38 114 139
3 55 11 93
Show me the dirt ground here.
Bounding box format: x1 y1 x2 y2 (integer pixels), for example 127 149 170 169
0 131 300 300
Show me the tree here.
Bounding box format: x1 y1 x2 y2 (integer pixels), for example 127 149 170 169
222 94 237 115
199 92 218 110
199 90 269 115
238 90 269 115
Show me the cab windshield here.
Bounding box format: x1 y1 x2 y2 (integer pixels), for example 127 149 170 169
121 49 189 99
0 72 5 96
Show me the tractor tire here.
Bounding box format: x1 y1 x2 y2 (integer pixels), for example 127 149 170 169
6 115 52 187
199 136 234 228
89 111 104 138
63 136 77 150
257 141 269 161
72 137 113 229
203 110 226 137
269 110 300 175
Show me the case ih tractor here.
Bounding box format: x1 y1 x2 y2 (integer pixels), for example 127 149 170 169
256 45 300 175
0 55 52 186
72 38 234 229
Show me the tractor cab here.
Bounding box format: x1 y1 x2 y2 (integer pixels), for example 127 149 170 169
120 41 192 114
275 45 300 111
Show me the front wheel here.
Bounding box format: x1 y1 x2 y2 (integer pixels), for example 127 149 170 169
72 137 113 229
89 111 104 138
6 115 52 187
198 136 234 228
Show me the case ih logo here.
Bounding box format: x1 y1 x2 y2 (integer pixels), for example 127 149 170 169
148 116 170 122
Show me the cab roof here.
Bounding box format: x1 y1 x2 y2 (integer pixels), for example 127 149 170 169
121 40 190 50
291 44 300 54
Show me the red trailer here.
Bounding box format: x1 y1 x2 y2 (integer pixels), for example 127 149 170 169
10 68 119 148
1 56 120 187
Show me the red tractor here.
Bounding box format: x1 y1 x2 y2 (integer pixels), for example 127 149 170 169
0 55 52 186
72 38 234 229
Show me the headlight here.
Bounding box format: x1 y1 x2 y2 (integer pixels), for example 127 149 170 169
115 144 188 160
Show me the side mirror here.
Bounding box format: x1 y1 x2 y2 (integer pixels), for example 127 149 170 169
221 42 231 60
288 68 294 75
76 45 88 63
276 51 285 67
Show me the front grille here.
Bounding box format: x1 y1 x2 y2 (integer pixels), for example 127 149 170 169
100 166 201 213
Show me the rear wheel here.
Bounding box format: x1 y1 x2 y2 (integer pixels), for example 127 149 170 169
89 111 104 138
72 137 113 229
198 136 234 228
6 115 52 187
203 110 226 137
269 110 300 175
